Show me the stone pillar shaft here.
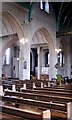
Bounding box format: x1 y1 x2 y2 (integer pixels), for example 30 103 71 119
0 38 2 80
37 47 43 79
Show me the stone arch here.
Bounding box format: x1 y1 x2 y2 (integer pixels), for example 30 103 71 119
30 27 57 80
2 11 24 52
0 11 25 79
30 27 55 55
2 11 24 37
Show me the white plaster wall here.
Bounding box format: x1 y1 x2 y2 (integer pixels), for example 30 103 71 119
2 65 11 77
2 2 57 80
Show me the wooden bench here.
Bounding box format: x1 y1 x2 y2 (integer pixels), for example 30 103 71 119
17 80 53 89
21 88 72 98
2 79 52 91
0 95 72 119
0 104 50 120
5 90 72 103
0 112 28 120
35 87 72 93
52 84 72 90
2 79 72 92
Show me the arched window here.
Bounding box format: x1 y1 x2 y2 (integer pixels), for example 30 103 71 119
40 0 49 14
60 51 63 67
48 53 50 65
5 48 10 65
45 1 49 13
40 0 43 9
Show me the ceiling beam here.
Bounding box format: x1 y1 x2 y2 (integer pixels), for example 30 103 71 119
63 7 72 25
56 2 64 32
57 31 72 37
59 2 70 21
67 17 72 27
28 2 35 22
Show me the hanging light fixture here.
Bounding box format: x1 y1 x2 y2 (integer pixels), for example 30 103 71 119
20 38 25 44
20 38 28 44
17 58 19 61
55 48 61 53
55 41 62 53
25 38 28 43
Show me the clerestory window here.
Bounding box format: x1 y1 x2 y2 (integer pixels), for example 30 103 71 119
40 0 49 14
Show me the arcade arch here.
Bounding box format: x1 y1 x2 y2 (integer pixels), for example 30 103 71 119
30 28 57 80
0 11 24 79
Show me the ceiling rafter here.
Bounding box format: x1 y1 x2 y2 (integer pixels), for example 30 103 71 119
63 7 72 25
59 2 70 22
67 17 72 27
56 2 64 32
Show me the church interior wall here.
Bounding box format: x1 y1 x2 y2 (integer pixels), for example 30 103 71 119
1 2 58 80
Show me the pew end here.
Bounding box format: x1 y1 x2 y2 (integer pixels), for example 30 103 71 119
42 109 51 120
0 85 4 96
67 102 72 120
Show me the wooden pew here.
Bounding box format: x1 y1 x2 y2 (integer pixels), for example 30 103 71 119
52 84 72 90
35 87 72 93
1 95 66 111
0 85 4 96
2 79 51 91
0 95 71 119
5 90 72 103
17 80 53 88
0 112 28 120
2 78 71 92
0 105 50 120
21 88 72 98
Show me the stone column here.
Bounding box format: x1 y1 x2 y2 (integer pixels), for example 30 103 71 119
37 47 43 79
30 49 35 79
66 39 71 78
10 46 14 78
37 47 40 79
19 44 24 80
19 41 30 80
0 37 2 80
15 48 19 78
49 48 58 81
0 4 2 81
31 50 34 72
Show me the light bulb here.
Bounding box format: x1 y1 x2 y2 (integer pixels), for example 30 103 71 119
25 38 28 43
20 38 25 44
17 58 19 61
